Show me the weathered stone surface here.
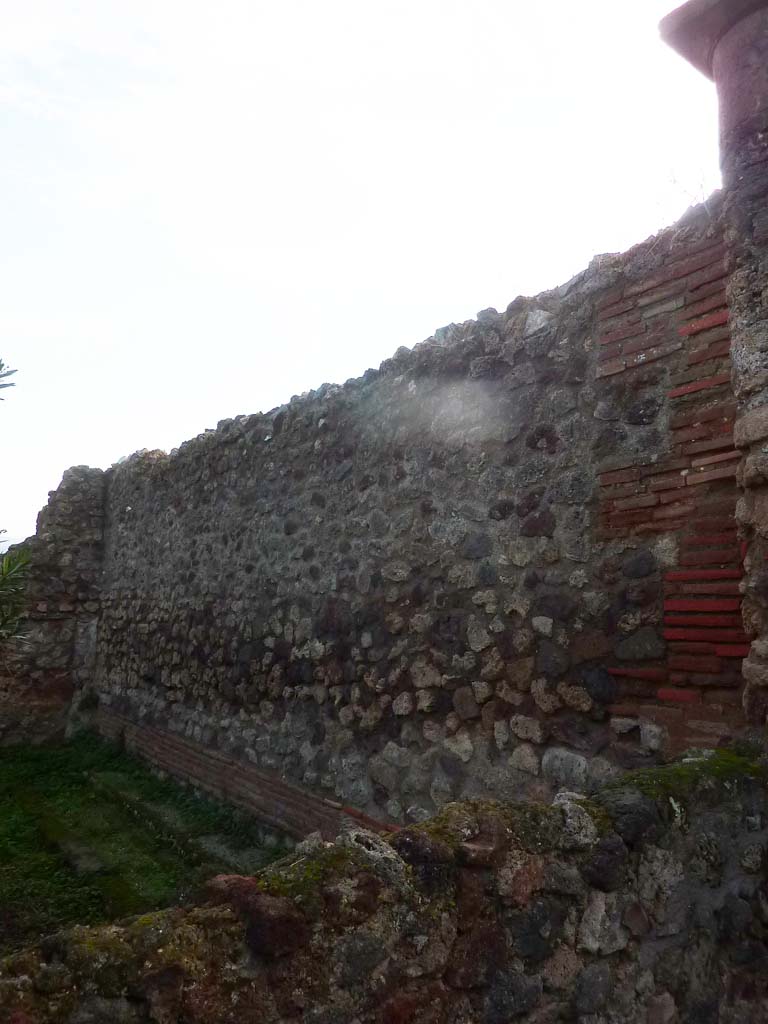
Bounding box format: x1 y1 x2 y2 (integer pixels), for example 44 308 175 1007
541 747 588 793
520 509 556 538
368 754 399 793
593 786 662 848
579 666 617 705
580 834 629 892
505 896 565 961
483 970 543 1021
614 627 665 662
5 758 768 1023
621 549 656 579
555 681 593 713
531 679 562 715
444 728 474 763
735 406 768 448
577 890 628 955
509 743 540 776
471 680 493 705
467 618 493 654
575 961 613 1014
240 892 310 957
647 991 677 1024
510 715 547 745
453 687 480 721
392 692 414 716
554 791 599 850
535 640 570 678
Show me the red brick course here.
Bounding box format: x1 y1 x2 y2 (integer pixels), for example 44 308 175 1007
678 309 729 337
596 226 743 730
96 710 395 840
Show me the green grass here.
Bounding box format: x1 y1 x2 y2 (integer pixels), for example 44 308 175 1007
0 734 287 952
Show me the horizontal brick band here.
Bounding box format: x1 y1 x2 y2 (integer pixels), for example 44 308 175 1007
678 309 729 336
665 569 742 581
664 598 741 612
96 710 393 840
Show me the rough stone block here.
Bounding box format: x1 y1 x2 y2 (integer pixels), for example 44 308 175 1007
541 747 588 793
735 405 768 448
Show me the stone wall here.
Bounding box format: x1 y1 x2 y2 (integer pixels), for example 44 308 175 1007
0 467 104 745
3 750 768 1023
717 6 768 730
15 194 749 824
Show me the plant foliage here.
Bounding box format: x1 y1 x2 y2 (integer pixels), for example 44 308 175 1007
0 546 29 643
0 734 285 951
0 359 16 398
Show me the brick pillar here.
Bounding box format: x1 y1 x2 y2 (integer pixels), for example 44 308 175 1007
662 1 768 724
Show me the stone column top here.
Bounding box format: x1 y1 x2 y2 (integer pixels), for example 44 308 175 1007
660 0 768 78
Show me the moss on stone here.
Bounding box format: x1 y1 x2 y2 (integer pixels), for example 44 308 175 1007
609 747 768 804
415 799 562 855
574 798 614 836
255 843 368 909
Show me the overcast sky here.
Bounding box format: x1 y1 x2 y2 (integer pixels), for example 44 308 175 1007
1 0 719 546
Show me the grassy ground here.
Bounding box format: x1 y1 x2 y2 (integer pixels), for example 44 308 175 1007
0 734 288 953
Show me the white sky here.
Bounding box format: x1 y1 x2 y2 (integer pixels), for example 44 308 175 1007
1 0 719 546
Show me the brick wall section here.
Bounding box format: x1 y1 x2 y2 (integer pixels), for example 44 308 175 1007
596 231 744 751
96 710 396 840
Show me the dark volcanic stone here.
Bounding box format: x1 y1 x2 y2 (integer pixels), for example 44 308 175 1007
575 962 613 1014
624 580 662 606
523 569 540 590
550 468 592 504
516 488 545 518
683 999 720 1024
391 828 454 868
446 925 505 989
526 425 560 454
520 509 556 538
593 787 663 849
533 590 577 621
242 893 309 958
614 626 665 661
453 686 481 720
483 970 542 1022
623 902 650 937
621 549 656 579
378 984 450 1024
461 532 493 559
719 894 754 940
580 835 629 892
550 715 609 755
488 499 516 521
336 930 388 988
535 639 570 677
478 562 499 585
594 426 627 456
578 665 617 704
504 897 565 962
625 397 661 425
